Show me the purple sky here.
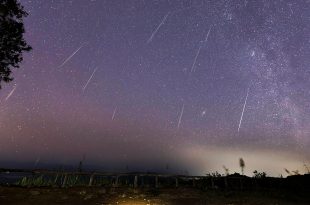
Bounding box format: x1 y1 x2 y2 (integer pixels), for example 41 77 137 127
0 0 310 176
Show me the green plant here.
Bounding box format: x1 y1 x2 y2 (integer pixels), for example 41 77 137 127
32 175 44 186
65 175 78 186
17 176 29 186
16 175 48 187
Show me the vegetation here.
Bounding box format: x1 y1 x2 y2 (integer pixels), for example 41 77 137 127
0 0 32 88
239 158 245 175
5 159 310 189
222 166 229 176
253 170 266 178
16 175 52 187
284 168 291 176
304 163 310 174
206 171 222 178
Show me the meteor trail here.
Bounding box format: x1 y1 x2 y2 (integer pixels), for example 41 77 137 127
177 103 185 129
82 67 98 92
190 45 203 73
238 88 250 132
34 157 40 168
5 85 17 101
112 106 117 120
147 13 170 44
190 26 212 73
58 44 85 68
204 26 212 42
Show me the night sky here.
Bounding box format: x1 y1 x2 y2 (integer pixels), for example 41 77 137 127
0 0 310 176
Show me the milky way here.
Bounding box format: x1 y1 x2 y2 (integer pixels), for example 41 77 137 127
0 0 309 176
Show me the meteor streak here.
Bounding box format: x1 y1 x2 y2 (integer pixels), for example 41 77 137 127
112 106 117 120
147 13 170 44
190 26 212 73
58 44 85 68
238 88 250 132
82 67 98 92
5 85 17 101
177 103 185 129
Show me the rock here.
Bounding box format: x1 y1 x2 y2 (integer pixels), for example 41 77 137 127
79 190 86 195
109 188 116 194
133 189 140 194
29 190 40 196
98 188 106 194
139 194 146 198
83 194 93 200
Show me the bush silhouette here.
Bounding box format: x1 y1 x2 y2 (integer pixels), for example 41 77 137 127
253 170 266 178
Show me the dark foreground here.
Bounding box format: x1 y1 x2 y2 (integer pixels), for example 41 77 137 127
0 186 309 205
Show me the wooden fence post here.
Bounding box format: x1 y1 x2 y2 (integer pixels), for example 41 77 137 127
54 173 59 185
141 176 144 187
89 174 95 186
175 178 178 188
115 175 119 187
62 174 67 188
211 177 214 189
134 175 138 188
155 176 159 188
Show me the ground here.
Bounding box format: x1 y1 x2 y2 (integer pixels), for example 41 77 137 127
0 186 309 205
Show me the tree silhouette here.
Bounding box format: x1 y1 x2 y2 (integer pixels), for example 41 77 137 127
0 0 31 89
239 158 245 175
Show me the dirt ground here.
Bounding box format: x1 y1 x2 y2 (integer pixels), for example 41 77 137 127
0 186 309 205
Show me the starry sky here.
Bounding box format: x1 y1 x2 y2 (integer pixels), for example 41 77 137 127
0 0 310 176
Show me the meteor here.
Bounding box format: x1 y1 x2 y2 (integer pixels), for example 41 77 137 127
112 106 117 120
58 44 85 68
177 103 185 129
147 13 170 44
190 26 212 73
82 67 98 92
238 87 250 132
5 85 17 101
